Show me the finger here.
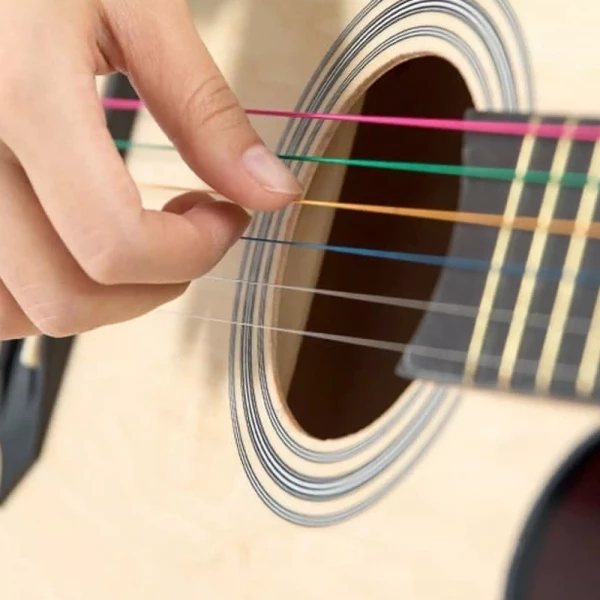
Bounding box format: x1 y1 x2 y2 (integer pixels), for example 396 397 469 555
0 282 38 341
161 192 209 216
104 0 303 211
0 62 251 285
0 157 191 337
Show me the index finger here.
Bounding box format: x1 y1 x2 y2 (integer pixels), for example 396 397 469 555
104 0 303 211
0 69 250 286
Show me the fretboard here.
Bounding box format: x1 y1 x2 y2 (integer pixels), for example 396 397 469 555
399 109 600 402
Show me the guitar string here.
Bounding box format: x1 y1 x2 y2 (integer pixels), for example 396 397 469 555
101 98 600 387
156 307 584 384
101 97 600 142
140 181 600 238
197 273 593 335
114 138 594 188
134 185 600 286
127 185 600 284
239 236 600 287
120 139 600 283
119 176 600 334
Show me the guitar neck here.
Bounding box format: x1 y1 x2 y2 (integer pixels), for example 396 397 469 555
400 110 600 403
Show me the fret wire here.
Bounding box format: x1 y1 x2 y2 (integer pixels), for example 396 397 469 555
575 146 600 394
498 120 576 387
536 140 600 392
463 118 540 383
577 297 600 394
577 295 600 394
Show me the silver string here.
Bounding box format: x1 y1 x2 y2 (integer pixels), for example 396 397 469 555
158 307 583 384
200 274 592 335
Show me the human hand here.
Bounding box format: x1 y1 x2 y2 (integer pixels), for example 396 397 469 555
0 0 301 340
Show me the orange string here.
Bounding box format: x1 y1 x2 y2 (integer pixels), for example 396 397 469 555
137 181 597 238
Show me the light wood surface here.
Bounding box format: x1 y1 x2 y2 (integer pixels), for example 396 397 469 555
1 1 600 598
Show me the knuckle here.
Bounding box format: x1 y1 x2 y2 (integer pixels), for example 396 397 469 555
80 244 127 285
36 318 75 339
75 228 132 285
182 75 246 132
30 303 78 338
20 285 83 338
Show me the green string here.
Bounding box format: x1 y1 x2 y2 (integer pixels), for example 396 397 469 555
114 139 169 152
113 139 598 189
279 155 595 188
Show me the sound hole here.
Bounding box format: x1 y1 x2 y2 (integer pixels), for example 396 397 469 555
505 431 600 600
277 56 473 440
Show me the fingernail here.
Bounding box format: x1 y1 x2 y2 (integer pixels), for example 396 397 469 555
242 145 303 195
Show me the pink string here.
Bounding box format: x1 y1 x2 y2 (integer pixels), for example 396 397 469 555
102 98 142 111
101 97 600 142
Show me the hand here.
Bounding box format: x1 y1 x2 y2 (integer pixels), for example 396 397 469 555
0 0 301 340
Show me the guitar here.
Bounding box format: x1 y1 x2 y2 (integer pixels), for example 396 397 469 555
1 0 600 598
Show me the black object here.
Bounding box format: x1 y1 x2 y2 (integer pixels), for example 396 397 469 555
0 341 18 402
399 109 600 401
104 73 140 160
0 73 142 504
0 337 73 502
504 429 600 600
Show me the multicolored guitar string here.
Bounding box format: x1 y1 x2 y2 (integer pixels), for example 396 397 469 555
103 97 600 288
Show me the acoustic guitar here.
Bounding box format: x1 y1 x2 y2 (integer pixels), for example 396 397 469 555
1 0 600 598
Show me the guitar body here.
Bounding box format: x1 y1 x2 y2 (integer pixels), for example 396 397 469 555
2 1 600 598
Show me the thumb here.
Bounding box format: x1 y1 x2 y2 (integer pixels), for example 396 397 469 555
104 0 302 211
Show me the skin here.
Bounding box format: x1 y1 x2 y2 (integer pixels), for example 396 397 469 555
0 0 302 340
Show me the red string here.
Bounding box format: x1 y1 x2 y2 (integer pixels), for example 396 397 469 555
101 97 600 142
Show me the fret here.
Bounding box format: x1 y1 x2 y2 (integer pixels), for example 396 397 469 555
573 147 600 395
577 295 600 395
497 120 576 388
463 118 540 383
576 295 600 396
535 140 600 393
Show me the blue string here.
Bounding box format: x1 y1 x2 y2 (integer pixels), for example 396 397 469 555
241 236 600 287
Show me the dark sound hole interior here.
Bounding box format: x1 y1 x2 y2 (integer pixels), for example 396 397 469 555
285 56 473 440
505 431 600 600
